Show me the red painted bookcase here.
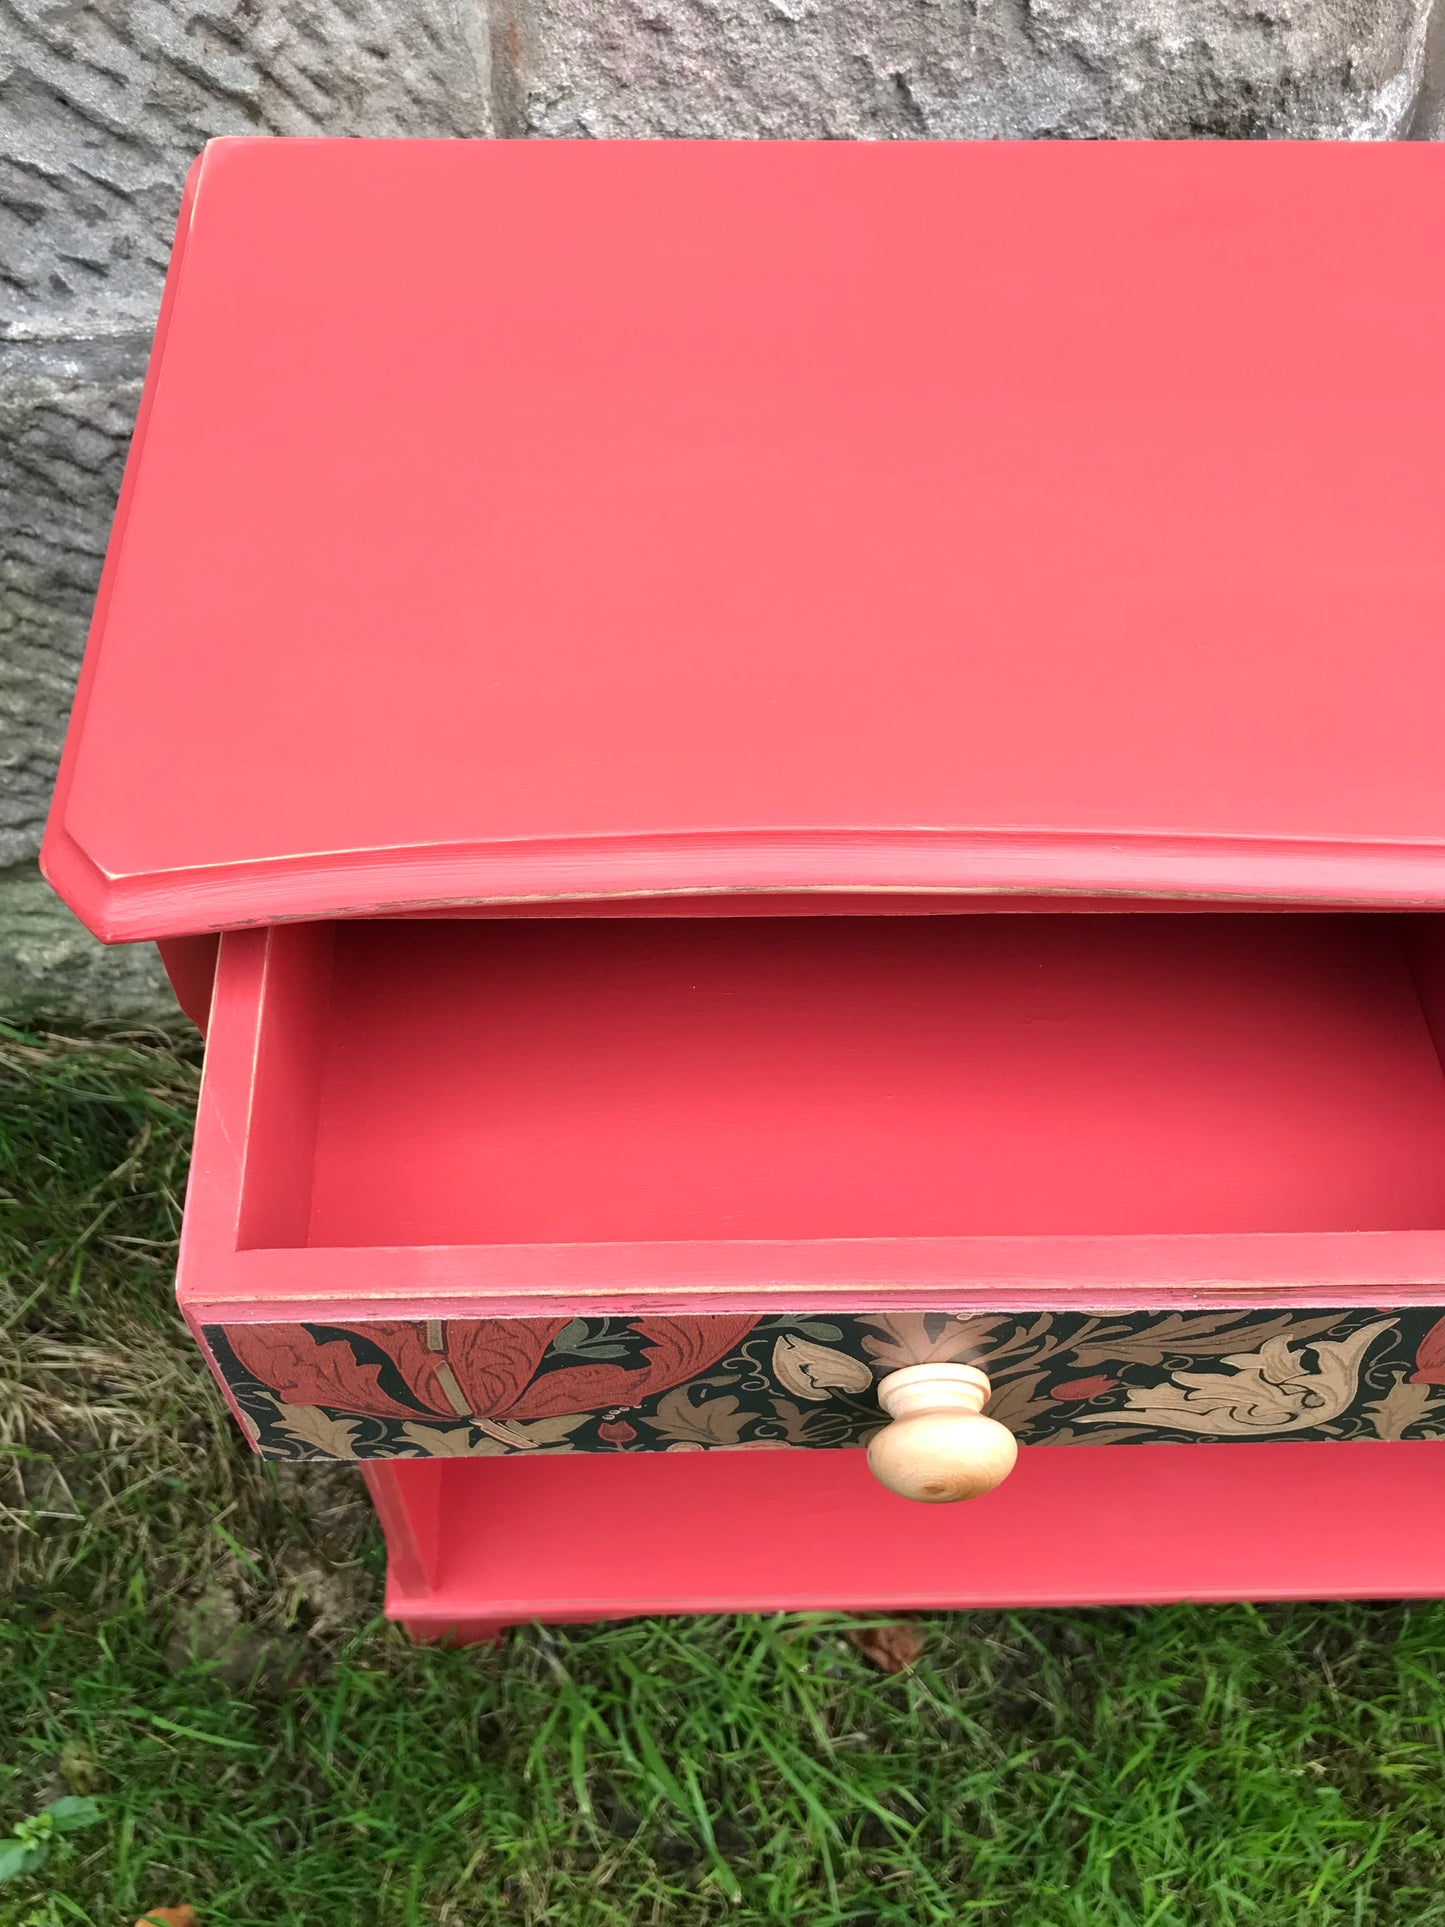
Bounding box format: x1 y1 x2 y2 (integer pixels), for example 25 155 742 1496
43 139 1445 1635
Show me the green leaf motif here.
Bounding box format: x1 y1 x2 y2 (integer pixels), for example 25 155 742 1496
546 1318 633 1360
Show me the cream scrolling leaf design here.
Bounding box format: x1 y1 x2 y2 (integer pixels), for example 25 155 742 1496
767 1397 841 1445
771 1335 872 1402
977 1369 1055 1436
395 1413 592 1456
270 1399 364 1458
1364 1375 1444 1441
858 1312 1009 1371
651 1384 749 1446
1078 1319 1397 1436
1065 1310 1346 1369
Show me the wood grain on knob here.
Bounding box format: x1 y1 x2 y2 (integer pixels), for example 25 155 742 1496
866 1364 1018 1504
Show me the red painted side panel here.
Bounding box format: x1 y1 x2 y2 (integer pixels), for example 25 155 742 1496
156 936 219 1034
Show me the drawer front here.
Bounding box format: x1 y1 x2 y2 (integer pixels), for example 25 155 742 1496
203 1307 1445 1461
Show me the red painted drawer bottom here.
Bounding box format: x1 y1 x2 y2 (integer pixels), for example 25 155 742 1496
365 1439 1442 1641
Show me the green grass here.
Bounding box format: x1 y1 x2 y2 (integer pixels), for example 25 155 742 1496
3 1023 1445 1926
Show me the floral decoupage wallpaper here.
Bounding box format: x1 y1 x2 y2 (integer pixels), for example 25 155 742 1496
202 1308 1445 1460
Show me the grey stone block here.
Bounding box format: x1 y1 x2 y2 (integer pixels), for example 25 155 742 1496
520 0 1431 140
0 336 144 875
1406 0 1445 135
0 0 497 341
0 866 178 1026
0 0 498 1022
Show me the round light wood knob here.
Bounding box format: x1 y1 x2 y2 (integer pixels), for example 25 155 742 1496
867 1364 1018 1504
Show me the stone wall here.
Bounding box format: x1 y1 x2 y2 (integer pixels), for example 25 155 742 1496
2 0 1440 1022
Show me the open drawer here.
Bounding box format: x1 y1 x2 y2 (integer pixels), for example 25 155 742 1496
181 909 1445 1462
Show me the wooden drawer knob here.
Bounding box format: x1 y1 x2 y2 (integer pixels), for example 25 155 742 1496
867 1364 1018 1504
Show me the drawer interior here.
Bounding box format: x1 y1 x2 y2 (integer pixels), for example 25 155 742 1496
232 911 1445 1249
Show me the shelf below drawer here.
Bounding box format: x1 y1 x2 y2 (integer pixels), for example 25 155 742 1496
364 1439 1444 1640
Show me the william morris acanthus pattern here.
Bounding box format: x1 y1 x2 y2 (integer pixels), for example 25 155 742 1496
203 1308 1445 1461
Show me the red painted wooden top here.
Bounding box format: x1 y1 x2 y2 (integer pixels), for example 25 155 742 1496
43 139 1445 940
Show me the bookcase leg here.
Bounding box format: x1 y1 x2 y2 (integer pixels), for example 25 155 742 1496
360 1462 513 1645
361 1460 445 1594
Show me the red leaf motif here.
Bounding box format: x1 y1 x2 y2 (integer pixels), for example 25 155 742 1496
431 1320 569 1415
1048 1374 1118 1402
227 1316 763 1426
597 1418 637 1445
471 1314 759 1420
222 1324 423 1420
1410 1316 1445 1385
